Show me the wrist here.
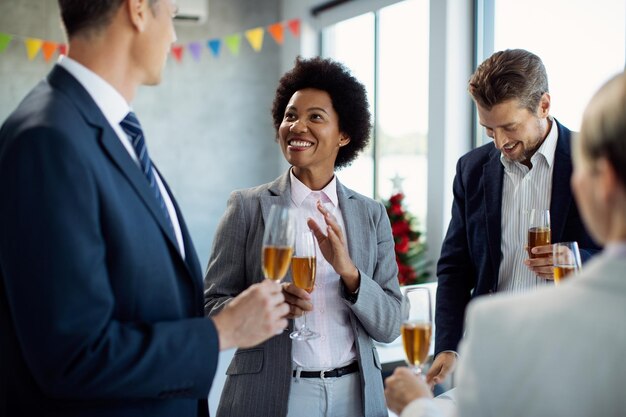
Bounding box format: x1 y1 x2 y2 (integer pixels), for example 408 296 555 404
211 313 235 351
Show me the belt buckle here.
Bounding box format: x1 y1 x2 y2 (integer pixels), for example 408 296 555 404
320 368 334 380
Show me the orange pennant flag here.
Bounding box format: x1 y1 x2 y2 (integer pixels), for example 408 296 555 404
244 27 264 52
171 45 184 62
267 23 284 45
41 41 58 62
24 38 43 61
287 19 300 38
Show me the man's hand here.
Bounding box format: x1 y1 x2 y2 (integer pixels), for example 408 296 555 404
524 244 554 280
212 280 289 350
425 351 457 387
281 282 312 319
385 367 433 415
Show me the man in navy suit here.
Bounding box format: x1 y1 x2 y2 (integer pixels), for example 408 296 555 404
0 1 288 416
426 49 600 386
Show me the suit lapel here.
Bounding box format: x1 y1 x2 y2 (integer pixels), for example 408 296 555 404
336 180 369 270
483 149 504 284
261 171 292 220
550 122 573 242
47 65 188 270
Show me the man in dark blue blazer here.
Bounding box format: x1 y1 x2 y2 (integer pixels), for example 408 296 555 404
426 49 601 386
0 1 288 416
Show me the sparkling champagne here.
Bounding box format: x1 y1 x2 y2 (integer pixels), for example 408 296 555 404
401 321 432 368
553 265 576 284
262 245 293 281
528 227 551 258
291 256 316 293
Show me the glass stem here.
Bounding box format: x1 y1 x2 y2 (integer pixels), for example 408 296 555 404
301 312 307 330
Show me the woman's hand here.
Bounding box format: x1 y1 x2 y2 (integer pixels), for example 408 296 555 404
281 282 312 319
307 201 360 293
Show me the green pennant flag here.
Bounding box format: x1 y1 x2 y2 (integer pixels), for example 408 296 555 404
224 33 241 56
0 33 13 53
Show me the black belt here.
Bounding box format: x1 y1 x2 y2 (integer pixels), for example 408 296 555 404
293 362 359 379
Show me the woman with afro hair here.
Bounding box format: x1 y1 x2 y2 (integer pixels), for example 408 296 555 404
204 56 402 417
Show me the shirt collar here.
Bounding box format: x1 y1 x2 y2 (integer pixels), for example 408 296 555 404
604 241 626 259
289 169 338 208
58 56 131 127
500 116 558 170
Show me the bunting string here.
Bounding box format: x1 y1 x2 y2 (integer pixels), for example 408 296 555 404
0 19 300 64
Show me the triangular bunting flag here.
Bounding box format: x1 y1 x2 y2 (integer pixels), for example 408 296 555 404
267 23 284 45
287 19 300 38
224 33 242 56
41 41 58 62
0 33 12 54
244 27 264 52
58 44 67 56
207 39 221 57
188 41 202 61
171 45 184 62
24 38 43 61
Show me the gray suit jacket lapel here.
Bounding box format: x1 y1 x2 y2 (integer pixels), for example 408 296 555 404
260 170 292 222
337 180 369 271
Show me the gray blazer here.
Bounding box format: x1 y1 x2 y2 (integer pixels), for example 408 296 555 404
204 170 402 417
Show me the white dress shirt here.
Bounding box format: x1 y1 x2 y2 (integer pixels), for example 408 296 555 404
497 117 558 292
57 56 185 257
289 170 357 370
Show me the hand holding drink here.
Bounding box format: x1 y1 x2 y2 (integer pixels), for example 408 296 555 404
525 209 554 279
552 241 582 285
527 209 551 258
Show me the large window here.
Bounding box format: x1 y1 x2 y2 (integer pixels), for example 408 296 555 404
477 0 625 143
321 0 429 225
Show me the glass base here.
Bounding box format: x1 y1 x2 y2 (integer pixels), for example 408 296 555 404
289 327 320 341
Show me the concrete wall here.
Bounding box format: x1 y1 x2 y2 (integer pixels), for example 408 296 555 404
0 0 290 270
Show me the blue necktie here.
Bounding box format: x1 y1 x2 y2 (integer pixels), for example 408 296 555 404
120 111 175 236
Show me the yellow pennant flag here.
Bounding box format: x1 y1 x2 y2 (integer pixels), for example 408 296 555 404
24 38 43 60
244 27 264 52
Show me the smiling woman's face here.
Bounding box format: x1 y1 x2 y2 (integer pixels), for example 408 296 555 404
278 88 350 175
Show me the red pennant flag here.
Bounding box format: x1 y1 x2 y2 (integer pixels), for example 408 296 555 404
267 23 284 45
287 19 300 38
58 44 67 56
171 45 184 62
41 41 58 62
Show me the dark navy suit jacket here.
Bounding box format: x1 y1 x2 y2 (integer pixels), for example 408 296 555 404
0 65 218 416
435 121 601 355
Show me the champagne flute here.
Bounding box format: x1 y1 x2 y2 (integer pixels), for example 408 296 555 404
262 205 296 282
401 287 433 376
289 230 319 341
528 209 551 258
553 241 582 285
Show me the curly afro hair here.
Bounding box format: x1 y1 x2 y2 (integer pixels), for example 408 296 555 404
271 56 372 169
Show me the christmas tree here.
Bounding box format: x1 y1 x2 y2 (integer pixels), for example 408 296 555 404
383 191 431 286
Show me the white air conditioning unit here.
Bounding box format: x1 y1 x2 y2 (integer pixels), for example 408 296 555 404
174 0 208 24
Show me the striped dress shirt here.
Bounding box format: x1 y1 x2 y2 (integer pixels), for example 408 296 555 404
497 117 558 292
